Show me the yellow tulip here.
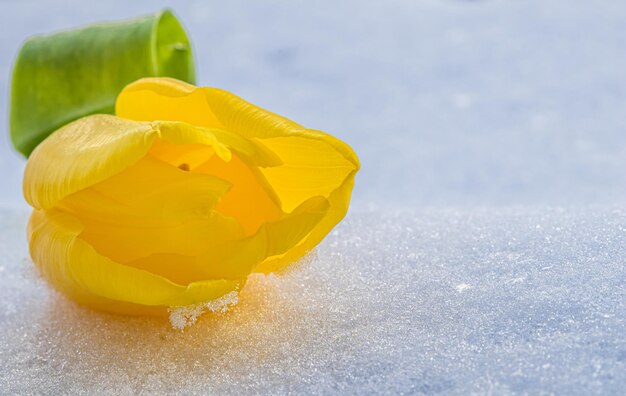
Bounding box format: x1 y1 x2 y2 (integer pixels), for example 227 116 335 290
24 77 359 321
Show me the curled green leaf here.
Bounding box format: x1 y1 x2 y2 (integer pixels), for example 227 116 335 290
10 9 195 157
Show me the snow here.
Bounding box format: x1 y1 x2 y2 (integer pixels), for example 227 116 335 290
168 291 240 330
1 208 625 394
1 0 626 394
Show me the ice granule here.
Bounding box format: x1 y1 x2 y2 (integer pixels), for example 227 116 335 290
168 291 239 330
455 283 472 293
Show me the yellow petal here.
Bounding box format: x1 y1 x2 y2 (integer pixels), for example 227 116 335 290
117 78 358 165
124 195 328 283
194 152 282 235
23 115 234 210
24 115 157 210
28 209 243 314
57 154 243 264
255 170 357 273
116 78 360 272
257 135 356 212
116 77 224 129
181 195 330 280
58 154 232 226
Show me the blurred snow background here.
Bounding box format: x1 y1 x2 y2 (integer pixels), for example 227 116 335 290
1 0 625 394
2 0 626 208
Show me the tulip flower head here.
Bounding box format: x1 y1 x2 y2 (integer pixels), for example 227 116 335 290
24 78 359 326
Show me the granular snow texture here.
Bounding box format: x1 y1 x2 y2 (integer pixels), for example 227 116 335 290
0 208 624 395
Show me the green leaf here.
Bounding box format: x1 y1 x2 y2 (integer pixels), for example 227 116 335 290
10 9 195 157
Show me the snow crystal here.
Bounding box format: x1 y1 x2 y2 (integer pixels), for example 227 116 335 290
168 291 239 330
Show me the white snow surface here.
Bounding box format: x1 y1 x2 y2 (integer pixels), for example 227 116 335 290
1 208 625 394
1 0 626 394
